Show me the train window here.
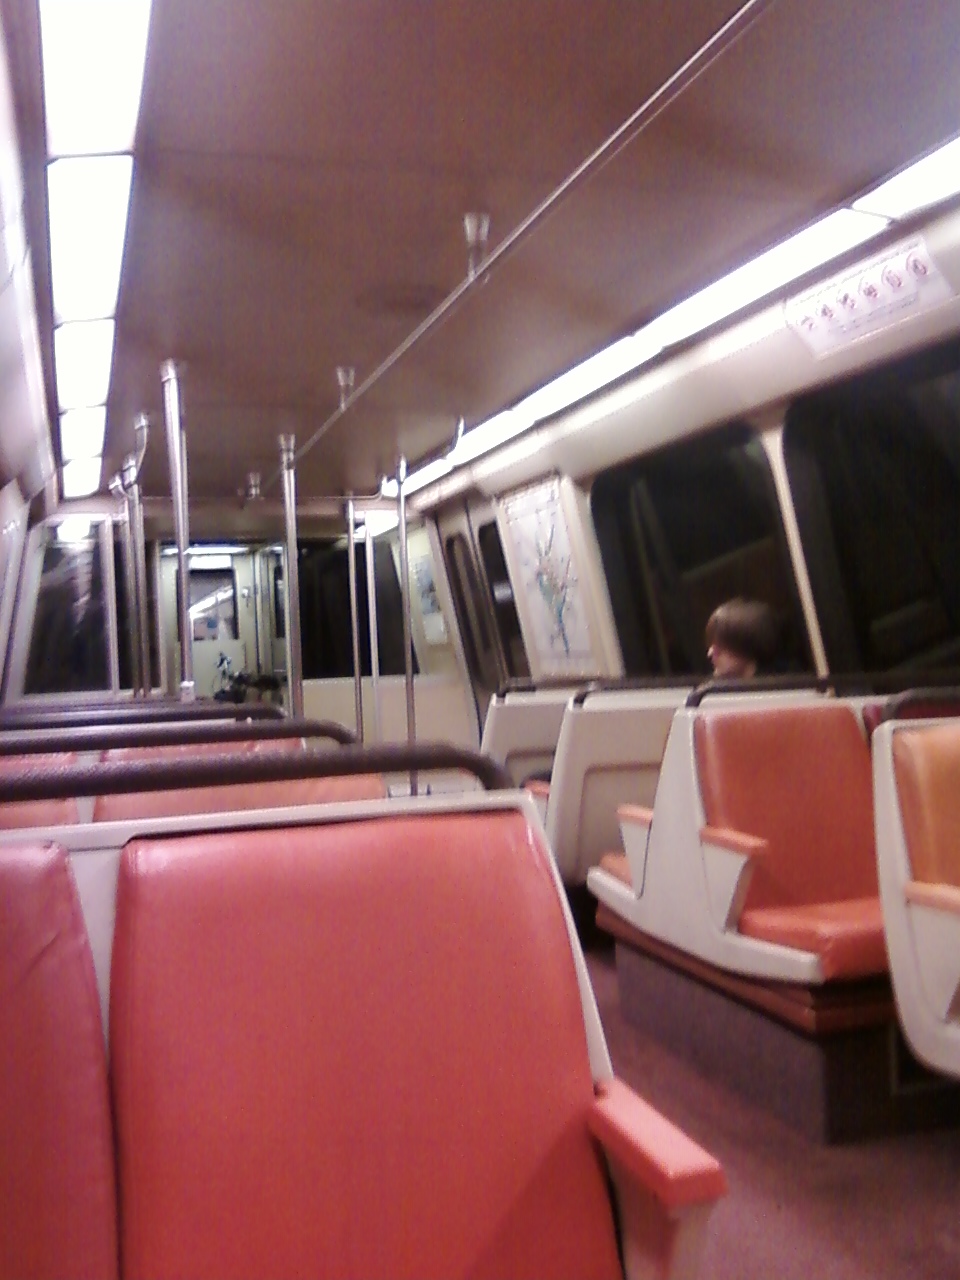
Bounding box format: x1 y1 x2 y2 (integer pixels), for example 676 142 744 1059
476 520 530 679
172 567 239 642
24 530 109 693
784 343 960 672
297 539 415 679
592 423 808 675
444 531 504 690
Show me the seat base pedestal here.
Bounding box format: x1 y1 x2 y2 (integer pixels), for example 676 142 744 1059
608 926 960 1143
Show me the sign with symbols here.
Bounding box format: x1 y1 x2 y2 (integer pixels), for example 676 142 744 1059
785 237 954 356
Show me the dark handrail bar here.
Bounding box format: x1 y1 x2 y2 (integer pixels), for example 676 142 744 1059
876 686 960 725
572 674 697 708
0 701 285 731
0 742 513 801
493 676 592 699
685 669 960 708
0 718 356 756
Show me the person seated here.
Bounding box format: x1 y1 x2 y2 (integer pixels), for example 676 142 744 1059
705 597 780 678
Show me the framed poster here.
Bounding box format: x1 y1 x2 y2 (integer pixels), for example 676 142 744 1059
497 476 599 678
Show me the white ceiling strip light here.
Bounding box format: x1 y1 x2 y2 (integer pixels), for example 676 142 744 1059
59 407 107 463
39 0 152 157
854 135 960 222
390 172 957 495
48 156 133 323
40 0 153 499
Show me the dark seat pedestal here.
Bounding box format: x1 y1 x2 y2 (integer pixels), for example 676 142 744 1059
601 909 960 1143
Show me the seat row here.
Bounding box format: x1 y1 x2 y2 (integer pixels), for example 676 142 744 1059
0 780 727 1280
483 683 960 1078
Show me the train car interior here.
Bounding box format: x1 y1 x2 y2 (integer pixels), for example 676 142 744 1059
1 2 960 1277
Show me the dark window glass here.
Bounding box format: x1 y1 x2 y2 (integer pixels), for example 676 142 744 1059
784 340 960 672
444 532 501 689
297 539 415 679
25 534 108 693
189 569 238 642
477 520 529 679
592 423 809 676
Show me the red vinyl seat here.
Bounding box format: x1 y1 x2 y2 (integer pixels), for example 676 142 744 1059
110 808 724 1279
93 741 385 820
695 704 886 979
0 844 117 1280
0 753 80 828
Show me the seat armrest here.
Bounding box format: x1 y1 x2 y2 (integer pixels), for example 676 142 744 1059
589 1078 726 1280
618 805 655 893
524 779 550 824
699 825 769 931
618 803 654 829
904 880 960 918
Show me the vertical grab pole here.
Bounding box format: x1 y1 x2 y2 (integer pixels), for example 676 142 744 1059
129 473 151 695
112 476 140 694
160 360 194 699
364 517 382 743
396 457 417 795
346 497 364 743
279 435 304 718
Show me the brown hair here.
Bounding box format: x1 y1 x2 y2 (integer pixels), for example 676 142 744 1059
705 598 780 668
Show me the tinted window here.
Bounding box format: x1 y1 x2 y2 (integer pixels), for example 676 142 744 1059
444 532 501 688
784 341 960 672
477 520 529 679
297 539 415 679
25 533 108 693
592 423 808 675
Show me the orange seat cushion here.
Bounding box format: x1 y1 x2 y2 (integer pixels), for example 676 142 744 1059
0 753 80 828
599 850 632 886
0 845 118 1279
893 725 960 889
738 898 887 980
93 743 385 820
695 705 877 910
111 812 621 1280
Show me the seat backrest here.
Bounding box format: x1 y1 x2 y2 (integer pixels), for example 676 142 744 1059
0 844 117 1280
93 742 386 821
0 753 80 828
892 723 960 888
111 811 620 1280
695 703 876 909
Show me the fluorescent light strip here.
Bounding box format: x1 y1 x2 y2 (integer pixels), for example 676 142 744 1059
39 0 153 157
54 320 115 410
644 208 889 350
389 205 892 494
59 407 107 462
854 135 960 221
56 516 93 542
61 457 102 498
48 155 133 322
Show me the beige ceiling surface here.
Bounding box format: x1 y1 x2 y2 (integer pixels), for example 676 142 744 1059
5 0 960 506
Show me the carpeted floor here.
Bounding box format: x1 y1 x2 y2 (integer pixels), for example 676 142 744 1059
585 946 960 1280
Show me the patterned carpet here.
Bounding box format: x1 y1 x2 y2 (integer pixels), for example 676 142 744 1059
585 945 960 1280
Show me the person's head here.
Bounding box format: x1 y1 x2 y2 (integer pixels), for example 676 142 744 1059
705 598 779 678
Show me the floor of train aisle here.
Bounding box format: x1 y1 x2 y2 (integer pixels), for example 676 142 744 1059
584 947 960 1280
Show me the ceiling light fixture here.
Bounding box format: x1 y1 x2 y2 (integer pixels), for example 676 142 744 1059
644 208 890 350
853 135 960 222
54 320 116 410
387 200 899 497
55 515 93 542
59 406 107 462
47 155 133 322
39 0 153 157
61 457 103 499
